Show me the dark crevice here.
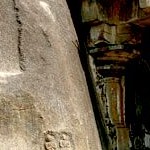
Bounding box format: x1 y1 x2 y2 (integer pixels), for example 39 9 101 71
125 27 150 149
41 29 52 47
12 0 26 71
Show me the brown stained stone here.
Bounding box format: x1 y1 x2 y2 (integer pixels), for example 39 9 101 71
96 50 140 63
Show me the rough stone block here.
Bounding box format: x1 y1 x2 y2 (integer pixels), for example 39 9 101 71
139 0 150 8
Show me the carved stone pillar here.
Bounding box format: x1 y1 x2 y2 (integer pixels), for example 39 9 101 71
103 76 129 150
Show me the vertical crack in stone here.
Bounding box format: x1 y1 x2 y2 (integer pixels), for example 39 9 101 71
41 29 51 47
12 0 26 71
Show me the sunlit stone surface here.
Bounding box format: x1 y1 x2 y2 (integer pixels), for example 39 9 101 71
0 0 102 149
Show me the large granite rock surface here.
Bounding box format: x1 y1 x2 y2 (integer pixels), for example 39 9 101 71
0 0 102 149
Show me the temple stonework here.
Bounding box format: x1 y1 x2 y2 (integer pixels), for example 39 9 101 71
77 0 150 149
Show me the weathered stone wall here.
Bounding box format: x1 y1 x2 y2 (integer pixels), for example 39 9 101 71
0 0 102 149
